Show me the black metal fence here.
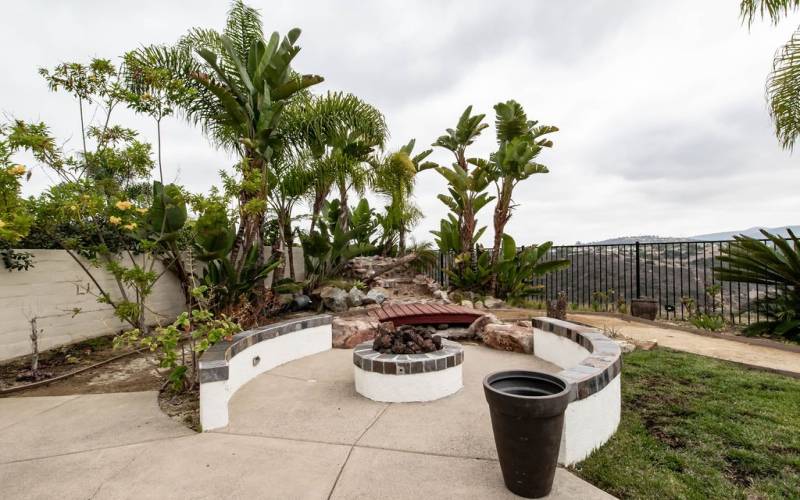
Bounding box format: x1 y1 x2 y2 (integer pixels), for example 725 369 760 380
425 240 782 325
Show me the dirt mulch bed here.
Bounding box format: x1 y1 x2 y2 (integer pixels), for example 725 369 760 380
0 334 155 393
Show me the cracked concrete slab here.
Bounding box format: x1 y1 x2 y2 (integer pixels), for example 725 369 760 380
226 359 387 445
0 394 78 431
0 392 191 463
94 433 350 499
331 446 615 500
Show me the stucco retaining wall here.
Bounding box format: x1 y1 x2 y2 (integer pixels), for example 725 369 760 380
0 247 305 362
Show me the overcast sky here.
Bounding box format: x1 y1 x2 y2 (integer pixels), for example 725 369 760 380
2 0 799 245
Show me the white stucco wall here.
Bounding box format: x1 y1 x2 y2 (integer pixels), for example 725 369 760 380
533 326 622 466
0 250 186 361
532 328 591 369
199 324 331 431
1 247 307 362
354 365 463 403
559 374 621 465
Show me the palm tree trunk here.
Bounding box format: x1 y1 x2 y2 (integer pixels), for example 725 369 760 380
231 153 266 275
284 220 296 280
489 182 513 294
337 179 349 231
309 189 327 234
399 224 406 255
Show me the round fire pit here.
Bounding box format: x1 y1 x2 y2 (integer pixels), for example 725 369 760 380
352 339 464 402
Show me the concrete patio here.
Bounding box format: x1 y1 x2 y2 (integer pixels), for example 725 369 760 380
0 345 614 499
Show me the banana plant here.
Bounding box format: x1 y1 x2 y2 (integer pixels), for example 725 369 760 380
493 234 570 304
486 100 557 291
429 106 494 267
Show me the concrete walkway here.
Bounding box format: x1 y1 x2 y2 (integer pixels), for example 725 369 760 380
570 314 800 375
0 346 614 499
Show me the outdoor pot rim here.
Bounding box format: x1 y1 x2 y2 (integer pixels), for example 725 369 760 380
483 370 571 401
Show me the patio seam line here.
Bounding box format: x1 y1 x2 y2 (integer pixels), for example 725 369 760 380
327 403 391 499
261 372 330 382
216 427 501 463
0 394 80 433
87 442 149 499
0 432 196 465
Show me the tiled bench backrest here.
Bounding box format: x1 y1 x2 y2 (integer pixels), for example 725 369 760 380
199 315 333 383
532 317 622 402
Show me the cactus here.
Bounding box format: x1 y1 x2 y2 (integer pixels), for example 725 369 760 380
150 181 187 236
195 203 235 260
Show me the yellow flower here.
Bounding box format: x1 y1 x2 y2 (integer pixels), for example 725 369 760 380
8 165 26 176
109 216 122 225
136 207 148 214
115 200 132 211
0 219 5 229
69 205 79 211
123 223 137 231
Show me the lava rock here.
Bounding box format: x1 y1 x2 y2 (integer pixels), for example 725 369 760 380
291 294 312 311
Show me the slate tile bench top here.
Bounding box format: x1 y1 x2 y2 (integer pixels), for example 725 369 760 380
199 315 333 384
352 339 464 375
533 317 622 402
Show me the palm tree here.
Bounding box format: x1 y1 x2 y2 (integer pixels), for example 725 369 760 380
266 150 314 280
741 0 800 149
372 139 433 254
487 100 557 290
715 229 800 340
282 92 387 233
128 0 322 271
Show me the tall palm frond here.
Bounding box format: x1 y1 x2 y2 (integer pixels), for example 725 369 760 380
741 0 800 27
741 0 800 149
766 27 800 150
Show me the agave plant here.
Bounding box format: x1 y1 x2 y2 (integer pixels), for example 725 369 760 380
715 229 800 340
301 200 376 290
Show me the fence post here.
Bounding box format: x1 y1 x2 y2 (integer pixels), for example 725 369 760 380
635 241 641 299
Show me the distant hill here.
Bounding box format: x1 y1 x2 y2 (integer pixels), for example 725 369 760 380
585 225 800 245
581 235 690 245
689 226 800 241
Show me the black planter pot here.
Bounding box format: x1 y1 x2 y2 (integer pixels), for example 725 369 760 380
483 371 572 498
630 297 658 320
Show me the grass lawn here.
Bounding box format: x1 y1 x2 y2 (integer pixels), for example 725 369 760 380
573 348 800 499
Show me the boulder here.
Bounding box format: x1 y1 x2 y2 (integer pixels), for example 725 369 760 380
483 296 506 309
318 286 348 312
291 294 311 311
364 287 387 305
347 287 366 307
461 300 474 309
634 339 658 351
614 339 636 353
432 290 448 301
467 313 500 339
332 317 380 348
483 322 534 354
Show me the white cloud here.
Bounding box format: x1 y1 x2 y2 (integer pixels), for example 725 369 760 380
2 0 798 245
